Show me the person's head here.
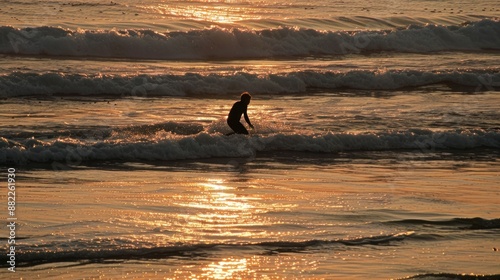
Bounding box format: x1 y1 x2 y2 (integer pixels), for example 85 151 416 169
240 92 252 105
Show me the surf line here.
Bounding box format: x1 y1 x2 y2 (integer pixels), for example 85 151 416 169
6 168 16 272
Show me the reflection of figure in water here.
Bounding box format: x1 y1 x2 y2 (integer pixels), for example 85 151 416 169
227 92 254 135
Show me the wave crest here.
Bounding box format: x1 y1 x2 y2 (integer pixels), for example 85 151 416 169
13 232 413 266
1 69 499 97
1 19 499 60
1 129 499 164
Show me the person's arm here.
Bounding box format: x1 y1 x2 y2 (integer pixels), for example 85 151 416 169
244 109 254 129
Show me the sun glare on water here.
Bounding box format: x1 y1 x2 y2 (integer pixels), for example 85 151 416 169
143 2 262 24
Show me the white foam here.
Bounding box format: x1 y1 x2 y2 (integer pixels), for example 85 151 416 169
1 19 499 60
1 129 498 164
1 69 499 97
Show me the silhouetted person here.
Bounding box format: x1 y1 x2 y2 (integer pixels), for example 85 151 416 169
227 92 254 135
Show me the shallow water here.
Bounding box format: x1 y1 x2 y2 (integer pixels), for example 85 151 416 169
1 0 499 279
1 91 499 279
4 149 500 279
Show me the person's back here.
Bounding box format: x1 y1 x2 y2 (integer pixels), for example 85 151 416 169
227 92 254 135
227 101 247 123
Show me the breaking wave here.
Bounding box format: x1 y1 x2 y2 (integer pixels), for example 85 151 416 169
1 19 499 60
1 127 498 164
1 68 499 97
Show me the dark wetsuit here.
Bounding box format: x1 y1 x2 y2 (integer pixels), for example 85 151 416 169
227 101 251 135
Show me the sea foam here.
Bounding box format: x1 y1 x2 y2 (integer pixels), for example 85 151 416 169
1 69 499 97
1 129 498 164
1 19 499 60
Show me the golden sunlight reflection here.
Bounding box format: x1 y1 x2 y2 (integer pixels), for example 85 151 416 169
174 178 273 241
144 3 261 24
171 255 319 279
201 258 252 279
192 178 258 212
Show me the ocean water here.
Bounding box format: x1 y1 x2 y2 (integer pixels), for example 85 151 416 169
1 0 500 279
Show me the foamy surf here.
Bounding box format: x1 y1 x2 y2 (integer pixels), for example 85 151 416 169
1 68 499 97
1 129 498 164
1 19 499 60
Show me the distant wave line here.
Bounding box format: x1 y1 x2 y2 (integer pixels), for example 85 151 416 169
1 68 499 97
0 19 499 60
